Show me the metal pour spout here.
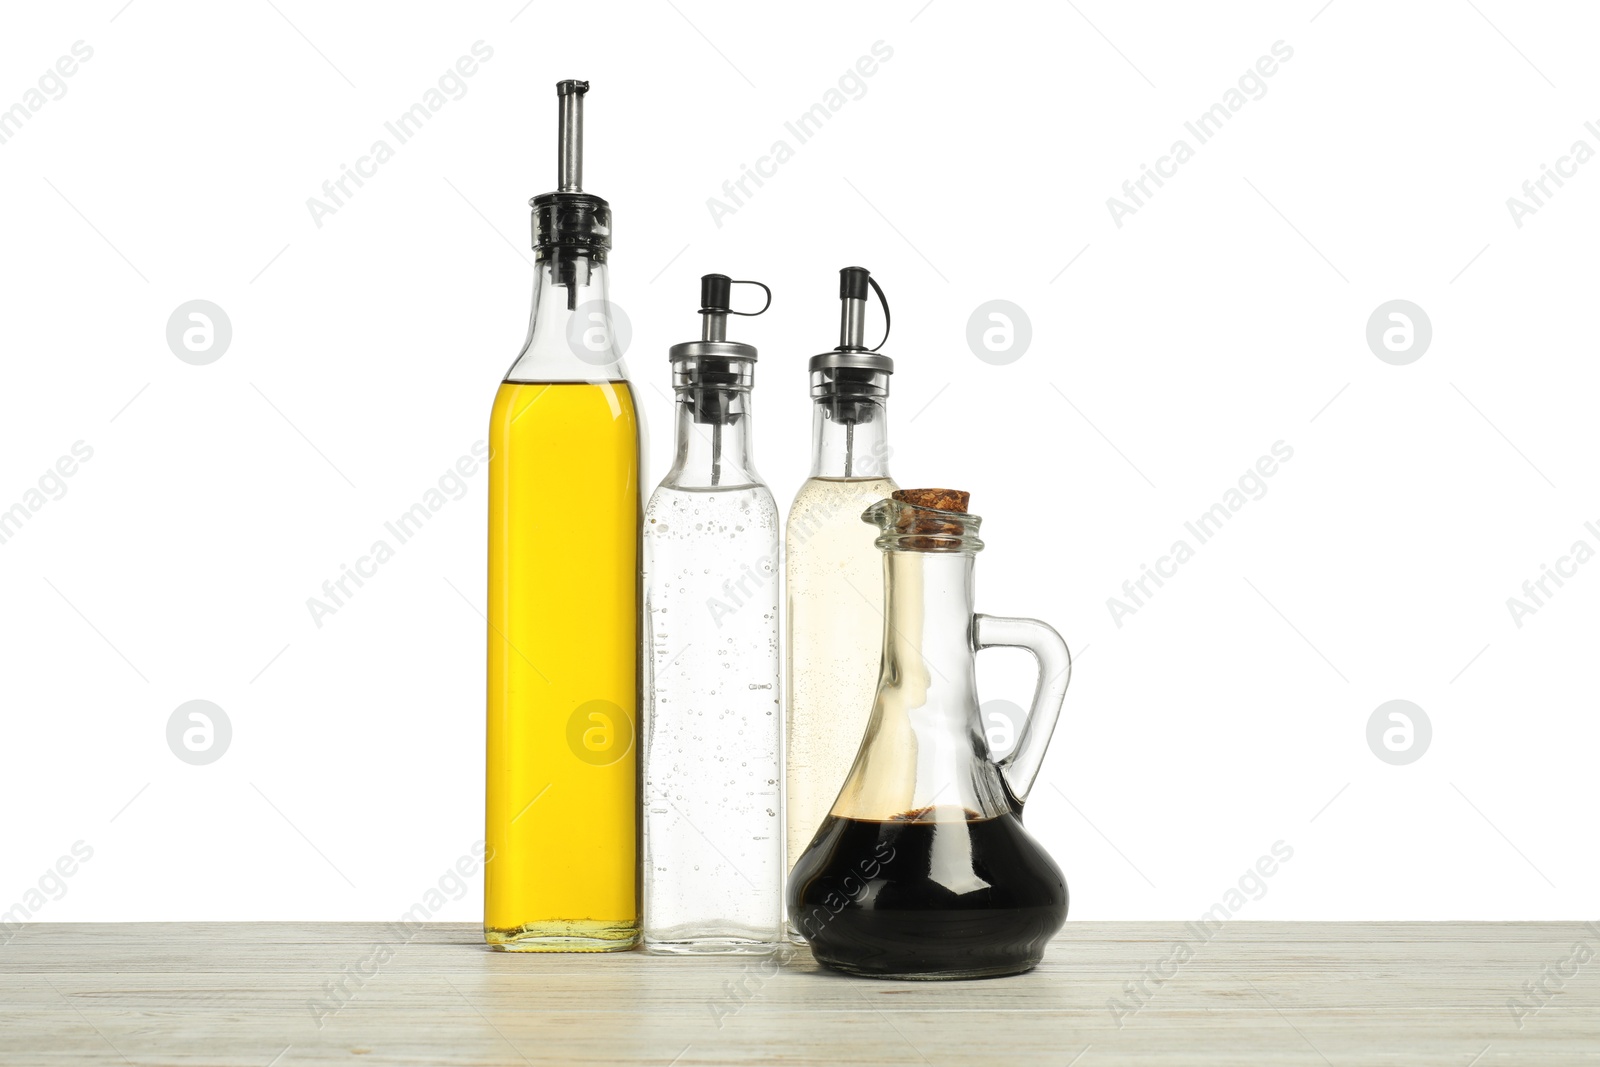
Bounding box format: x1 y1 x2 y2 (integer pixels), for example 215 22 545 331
838 266 869 350
556 79 586 192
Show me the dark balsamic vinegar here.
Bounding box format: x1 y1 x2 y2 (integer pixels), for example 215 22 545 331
787 810 1068 979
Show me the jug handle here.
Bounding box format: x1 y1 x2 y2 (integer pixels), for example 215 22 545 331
974 614 1072 807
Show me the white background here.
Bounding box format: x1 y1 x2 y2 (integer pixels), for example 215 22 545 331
2 0 1596 924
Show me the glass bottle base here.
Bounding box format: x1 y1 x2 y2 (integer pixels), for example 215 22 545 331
485 919 640 952
645 936 780 956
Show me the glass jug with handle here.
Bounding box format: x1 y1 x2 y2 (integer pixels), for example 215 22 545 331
787 488 1072 979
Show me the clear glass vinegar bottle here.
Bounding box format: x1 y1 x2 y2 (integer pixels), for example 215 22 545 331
785 267 898 913
642 275 782 953
485 81 642 951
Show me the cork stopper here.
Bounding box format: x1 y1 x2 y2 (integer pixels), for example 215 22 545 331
892 488 969 513
866 488 979 552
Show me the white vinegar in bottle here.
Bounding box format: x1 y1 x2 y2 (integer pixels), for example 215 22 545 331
784 267 898 931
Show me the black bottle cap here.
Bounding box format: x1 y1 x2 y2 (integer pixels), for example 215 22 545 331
840 266 871 300
701 273 733 312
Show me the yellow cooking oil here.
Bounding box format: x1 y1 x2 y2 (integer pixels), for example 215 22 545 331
485 379 641 950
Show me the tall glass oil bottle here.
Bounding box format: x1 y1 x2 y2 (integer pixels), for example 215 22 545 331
642 275 782 953
785 267 898 913
485 80 641 951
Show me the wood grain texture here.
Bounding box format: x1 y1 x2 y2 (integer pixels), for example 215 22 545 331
1 922 1596 1065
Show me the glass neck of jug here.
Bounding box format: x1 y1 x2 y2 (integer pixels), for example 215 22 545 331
887 549 980 725
503 251 628 383
831 547 1013 823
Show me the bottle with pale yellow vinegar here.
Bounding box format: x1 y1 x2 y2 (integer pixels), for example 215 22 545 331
485 80 642 951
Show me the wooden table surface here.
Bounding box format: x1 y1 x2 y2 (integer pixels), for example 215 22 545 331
2 922 1596 1065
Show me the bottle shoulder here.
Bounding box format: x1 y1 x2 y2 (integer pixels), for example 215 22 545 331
490 379 641 427
644 484 781 532
649 471 776 501
787 476 898 515
502 345 636 385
